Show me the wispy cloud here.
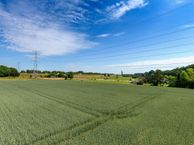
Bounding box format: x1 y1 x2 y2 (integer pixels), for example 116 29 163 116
107 0 148 19
169 0 189 5
96 32 125 38
0 1 96 56
175 0 185 4
182 23 194 28
96 33 111 38
108 56 194 70
114 32 125 37
44 0 91 24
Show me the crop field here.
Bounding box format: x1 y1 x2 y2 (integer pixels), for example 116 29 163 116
73 74 132 83
0 80 194 145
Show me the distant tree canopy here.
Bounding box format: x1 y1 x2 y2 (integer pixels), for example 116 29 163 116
21 70 112 79
22 70 108 75
67 72 74 80
173 68 194 88
0 65 20 77
46 71 73 80
142 66 194 89
144 70 163 86
18 64 194 89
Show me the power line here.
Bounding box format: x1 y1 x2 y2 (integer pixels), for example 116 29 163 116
131 1 194 26
89 62 194 71
75 61 194 73
77 42 194 62
79 27 194 58
112 62 194 69
32 51 38 78
0 1 193 59
17 62 20 72
72 46 194 72
86 1 194 56
113 61 194 68
80 35 194 59
82 2 194 58
90 1 194 41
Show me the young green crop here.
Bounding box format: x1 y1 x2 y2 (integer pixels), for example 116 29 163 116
0 80 193 145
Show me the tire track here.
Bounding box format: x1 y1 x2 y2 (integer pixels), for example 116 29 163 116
112 90 166 118
26 117 101 145
114 96 157 118
7 82 162 145
9 83 102 117
29 94 160 145
29 116 110 145
52 116 110 145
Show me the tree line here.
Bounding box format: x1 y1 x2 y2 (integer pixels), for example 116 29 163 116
21 70 111 75
1 64 194 89
46 71 74 80
134 64 194 89
0 65 20 77
21 70 74 79
21 70 113 79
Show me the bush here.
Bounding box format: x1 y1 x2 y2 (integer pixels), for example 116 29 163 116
187 81 194 89
137 80 144 85
67 72 74 80
0 65 19 77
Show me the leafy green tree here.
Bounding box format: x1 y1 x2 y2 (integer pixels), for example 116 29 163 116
144 70 163 86
175 68 194 88
9 68 20 76
153 69 163 86
64 74 68 80
167 75 177 87
67 72 74 80
20 70 26 73
180 71 191 80
58 72 65 78
144 70 155 84
0 65 19 77
186 68 194 80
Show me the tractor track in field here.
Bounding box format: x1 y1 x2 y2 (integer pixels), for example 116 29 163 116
50 95 160 145
26 117 102 145
113 95 158 118
29 95 160 145
29 89 102 117
30 116 111 145
7 82 163 145
116 90 166 114
9 83 102 117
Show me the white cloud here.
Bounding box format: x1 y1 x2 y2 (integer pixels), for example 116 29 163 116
107 0 148 19
108 56 194 70
114 32 125 37
49 0 90 24
96 33 111 38
175 0 185 4
96 32 125 38
0 3 95 56
183 24 194 28
169 0 189 5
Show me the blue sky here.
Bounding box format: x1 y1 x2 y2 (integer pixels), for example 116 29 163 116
0 0 194 73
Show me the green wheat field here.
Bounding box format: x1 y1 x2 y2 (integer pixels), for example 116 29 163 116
0 80 193 145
